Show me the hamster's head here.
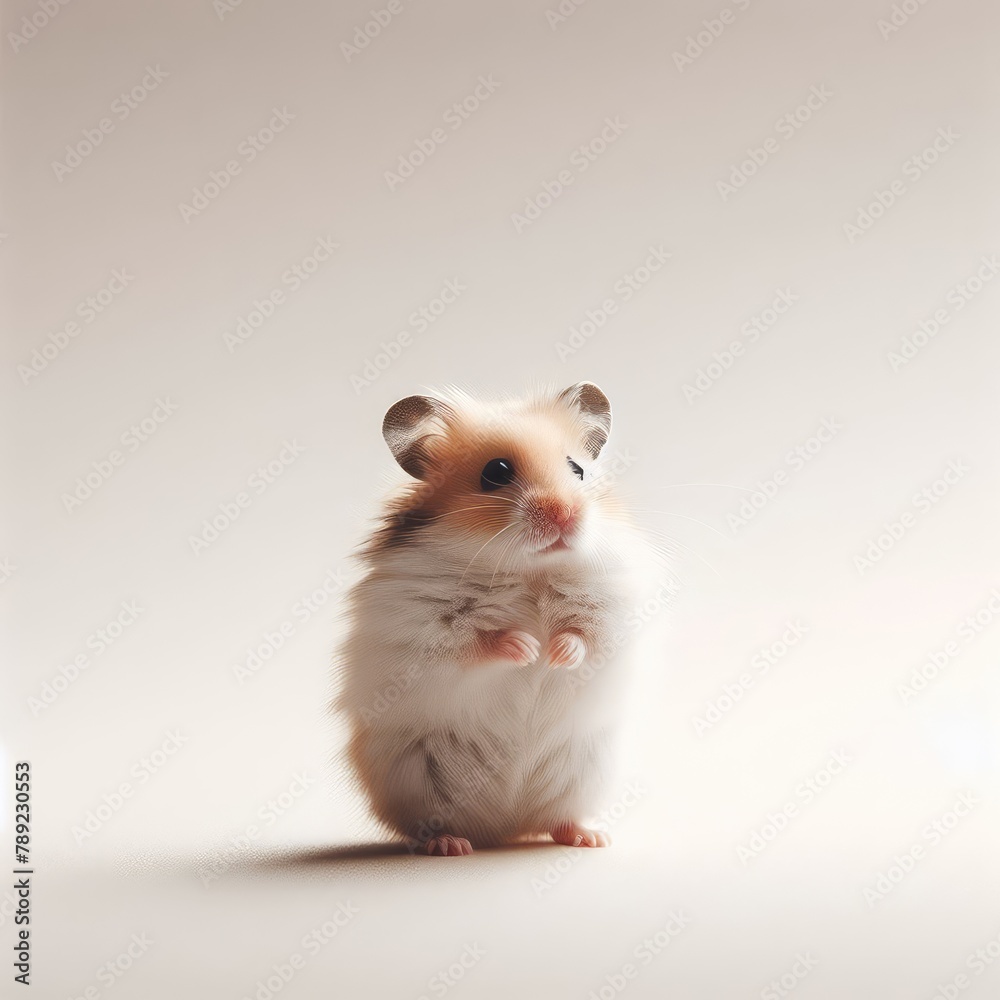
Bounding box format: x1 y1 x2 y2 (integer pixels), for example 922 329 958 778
376 382 624 570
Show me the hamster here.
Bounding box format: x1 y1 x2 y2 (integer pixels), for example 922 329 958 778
336 382 653 856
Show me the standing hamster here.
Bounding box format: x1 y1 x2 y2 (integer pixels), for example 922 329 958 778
336 382 653 856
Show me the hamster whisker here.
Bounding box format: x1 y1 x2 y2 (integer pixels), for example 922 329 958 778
654 482 767 498
581 534 611 578
582 468 618 486
630 509 728 539
459 523 517 583
426 506 513 521
641 526 720 578
637 531 692 571
489 531 523 589
477 493 520 504
636 538 686 583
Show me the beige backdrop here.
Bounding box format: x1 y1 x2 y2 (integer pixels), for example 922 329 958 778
3 0 1000 997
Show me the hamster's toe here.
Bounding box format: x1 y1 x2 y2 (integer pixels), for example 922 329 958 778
422 835 474 857
550 823 610 848
548 631 586 670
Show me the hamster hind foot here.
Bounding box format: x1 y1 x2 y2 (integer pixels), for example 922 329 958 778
422 834 474 857
550 823 611 848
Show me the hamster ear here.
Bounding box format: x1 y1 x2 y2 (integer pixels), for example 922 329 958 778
558 381 612 458
382 395 450 479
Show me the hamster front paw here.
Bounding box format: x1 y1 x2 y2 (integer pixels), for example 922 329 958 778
479 629 541 667
548 631 586 670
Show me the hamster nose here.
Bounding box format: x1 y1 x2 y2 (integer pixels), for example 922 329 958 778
538 498 577 532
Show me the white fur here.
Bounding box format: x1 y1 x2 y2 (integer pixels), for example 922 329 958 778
336 389 656 848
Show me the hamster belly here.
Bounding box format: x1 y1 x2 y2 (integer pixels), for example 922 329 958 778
347 651 624 846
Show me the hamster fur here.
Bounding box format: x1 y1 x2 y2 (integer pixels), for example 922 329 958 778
336 382 654 856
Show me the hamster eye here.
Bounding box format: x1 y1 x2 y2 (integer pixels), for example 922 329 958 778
481 458 515 491
567 457 584 480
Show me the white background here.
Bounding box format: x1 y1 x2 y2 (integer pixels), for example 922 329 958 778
2 0 1000 996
